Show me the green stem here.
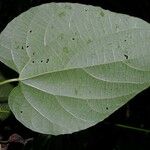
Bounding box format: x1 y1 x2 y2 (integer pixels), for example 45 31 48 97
115 124 150 133
0 78 19 86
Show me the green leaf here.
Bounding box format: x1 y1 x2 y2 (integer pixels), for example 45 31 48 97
0 73 12 121
0 3 150 134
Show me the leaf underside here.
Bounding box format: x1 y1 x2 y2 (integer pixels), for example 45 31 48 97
0 3 150 135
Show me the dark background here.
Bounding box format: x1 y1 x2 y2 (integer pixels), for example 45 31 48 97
0 0 150 150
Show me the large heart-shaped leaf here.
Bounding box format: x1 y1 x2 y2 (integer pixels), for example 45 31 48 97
0 3 150 135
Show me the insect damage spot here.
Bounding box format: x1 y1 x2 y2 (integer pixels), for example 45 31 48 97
29 30 32 33
106 107 109 110
32 52 35 55
124 54 128 59
32 61 35 63
21 46 24 50
20 111 23 113
72 37 75 41
46 59 49 63
27 45 29 48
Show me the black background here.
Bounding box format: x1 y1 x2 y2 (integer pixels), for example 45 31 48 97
0 0 150 150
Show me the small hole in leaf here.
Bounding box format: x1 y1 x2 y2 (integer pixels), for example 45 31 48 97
41 60 43 63
32 61 35 63
20 111 23 113
27 46 29 48
21 46 24 50
46 59 49 63
29 30 32 33
72 38 75 41
106 107 108 110
124 54 128 59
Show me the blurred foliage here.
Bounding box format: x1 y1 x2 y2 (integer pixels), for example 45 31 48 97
0 73 13 121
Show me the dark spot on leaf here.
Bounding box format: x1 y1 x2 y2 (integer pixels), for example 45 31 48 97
124 39 127 42
32 61 35 63
124 54 128 59
46 59 49 63
33 52 35 55
75 88 78 95
29 30 32 33
63 47 69 53
85 9 88 12
41 60 43 63
100 11 105 17
106 107 108 110
20 111 23 113
72 38 75 41
27 45 29 48
21 46 24 50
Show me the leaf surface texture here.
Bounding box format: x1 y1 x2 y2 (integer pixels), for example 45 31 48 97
0 3 149 134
